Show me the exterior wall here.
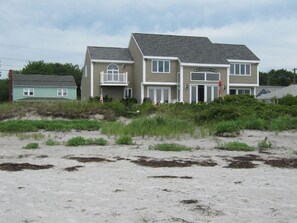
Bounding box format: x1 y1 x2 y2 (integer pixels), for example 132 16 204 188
229 63 258 84
101 86 126 100
145 59 178 83
128 37 143 103
13 86 77 101
81 51 91 100
93 62 134 99
182 66 228 103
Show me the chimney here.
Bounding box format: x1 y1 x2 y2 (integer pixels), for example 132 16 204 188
8 70 13 102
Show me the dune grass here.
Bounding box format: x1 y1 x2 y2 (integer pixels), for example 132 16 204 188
66 136 107 147
115 135 133 145
149 143 192 152
23 142 39 150
101 115 195 138
217 141 255 151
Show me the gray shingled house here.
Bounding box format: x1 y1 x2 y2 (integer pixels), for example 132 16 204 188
11 74 77 101
81 33 260 104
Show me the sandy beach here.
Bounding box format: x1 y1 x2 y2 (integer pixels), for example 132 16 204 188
0 130 297 223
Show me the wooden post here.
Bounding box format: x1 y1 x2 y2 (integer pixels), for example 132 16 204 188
8 70 13 102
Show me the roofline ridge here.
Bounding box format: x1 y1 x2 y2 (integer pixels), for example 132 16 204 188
132 32 209 39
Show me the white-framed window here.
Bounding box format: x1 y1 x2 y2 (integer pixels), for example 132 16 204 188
230 63 251 75
152 60 170 73
229 88 251 95
124 88 133 98
57 89 68 96
190 85 219 103
147 87 171 104
107 64 119 81
23 88 34 96
191 72 220 81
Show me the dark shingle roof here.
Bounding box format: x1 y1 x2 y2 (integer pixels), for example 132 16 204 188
132 33 260 64
132 33 229 65
214 43 260 61
88 46 133 61
13 74 77 87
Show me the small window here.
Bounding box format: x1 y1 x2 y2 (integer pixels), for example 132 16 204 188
235 64 240 74
191 72 205 81
152 61 158 72
57 89 68 96
229 89 236 95
230 63 251 75
23 88 34 96
206 73 219 81
124 88 132 98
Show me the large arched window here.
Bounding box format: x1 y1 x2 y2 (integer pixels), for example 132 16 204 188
107 64 119 81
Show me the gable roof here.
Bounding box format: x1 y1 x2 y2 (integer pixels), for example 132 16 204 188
88 46 133 62
214 43 260 61
257 85 297 100
132 33 229 65
13 74 77 87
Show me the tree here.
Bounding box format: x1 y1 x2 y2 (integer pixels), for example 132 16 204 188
259 69 294 86
0 79 9 102
20 61 82 98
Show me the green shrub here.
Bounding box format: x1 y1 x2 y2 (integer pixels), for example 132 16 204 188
241 118 267 130
217 141 255 151
149 143 191 152
212 121 241 136
23 142 39 150
66 136 107 147
258 138 272 149
115 135 133 145
45 138 60 146
17 133 45 140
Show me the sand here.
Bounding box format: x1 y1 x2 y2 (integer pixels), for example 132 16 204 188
0 130 297 223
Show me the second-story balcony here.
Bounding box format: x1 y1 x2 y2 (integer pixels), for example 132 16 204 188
100 71 128 86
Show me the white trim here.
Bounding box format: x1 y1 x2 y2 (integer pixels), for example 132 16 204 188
189 84 219 103
180 65 184 102
90 62 94 97
253 87 256 96
227 66 230 94
144 56 179 60
91 59 134 64
124 87 133 98
142 82 177 86
228 59 260 63
230 63 251 76
141 83 144 104
229 83 258 87
229 88 252 95
23 88 34 96
180 62 230 68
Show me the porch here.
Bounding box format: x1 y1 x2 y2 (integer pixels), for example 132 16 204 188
100 72 128 86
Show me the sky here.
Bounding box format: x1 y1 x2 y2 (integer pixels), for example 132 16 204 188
0 0 296 79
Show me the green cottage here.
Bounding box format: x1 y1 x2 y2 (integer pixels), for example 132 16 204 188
11 74 77 101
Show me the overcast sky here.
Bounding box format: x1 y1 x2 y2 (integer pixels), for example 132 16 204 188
0 0 296 79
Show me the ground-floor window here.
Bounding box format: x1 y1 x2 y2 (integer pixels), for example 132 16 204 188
147 87 171 104
23 88 34 96
229 88 251 95
57 89 68 96
190 85 218 103
124 88 133 98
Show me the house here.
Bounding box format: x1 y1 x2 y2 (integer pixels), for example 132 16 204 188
81 33 260 104
255 85 284 97
9 72 77 101
257 84 297 101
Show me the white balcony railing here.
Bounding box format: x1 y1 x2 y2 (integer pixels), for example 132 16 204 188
100 72 128 86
